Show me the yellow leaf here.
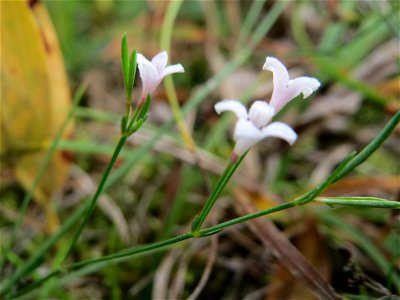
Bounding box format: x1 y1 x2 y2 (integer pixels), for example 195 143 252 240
1 1 72 233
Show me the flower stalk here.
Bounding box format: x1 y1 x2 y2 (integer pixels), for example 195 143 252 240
191 152 247 233
63 35 183 262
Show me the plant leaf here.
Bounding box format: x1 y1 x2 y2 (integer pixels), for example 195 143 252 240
0 1 72 232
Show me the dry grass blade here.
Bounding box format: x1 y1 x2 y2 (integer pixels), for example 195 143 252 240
152 249 181 300
187 235 218 300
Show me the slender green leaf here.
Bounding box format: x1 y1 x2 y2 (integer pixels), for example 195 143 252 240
137 95 151 121
120 115 127 134
315 197 400 209
191 152 247 233
128 119 143 135
333 111 400 183
127 49 137 100
0 203 88 297
121 33 129 90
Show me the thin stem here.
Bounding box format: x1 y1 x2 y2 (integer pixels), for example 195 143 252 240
200 201 296 236
8 110 399 298
67 233 195 270
332 110 400 182
63 135 128 262
191 153 247 233
102 1 288 191
68 110 400 269
125 94 131 122
314 197 400 209
0 202 89 296
160 0 196 152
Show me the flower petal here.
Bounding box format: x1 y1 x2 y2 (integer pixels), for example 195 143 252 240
263 57 290 110
214 100 248 120
260 122 297 145
269 76 320 111
248 100 275 128
263 57 320 112
287 76 320 99
160 63 185 78
151 51 168 73
137 53 159 97
262 56 289 84
233 119 263 155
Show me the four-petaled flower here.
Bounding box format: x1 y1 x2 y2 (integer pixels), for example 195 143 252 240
215 57 320 158
215 100 297 159
137 51 184 105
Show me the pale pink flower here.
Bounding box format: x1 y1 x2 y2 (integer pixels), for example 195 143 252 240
214 100 297 158
263 57 320 112
137 51 184 103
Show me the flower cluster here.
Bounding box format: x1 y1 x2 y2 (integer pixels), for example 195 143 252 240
215 57 320 159
135 52 319 160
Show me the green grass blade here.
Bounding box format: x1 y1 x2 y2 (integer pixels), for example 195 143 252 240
320 212 400 291
234 0 267 52
0 203 88 297
127 49 137 101
332 111 400 183
315 197 400 209
191 153 247 233
121 33 129 90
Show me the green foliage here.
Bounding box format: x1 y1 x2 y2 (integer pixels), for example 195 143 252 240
2 1 399 299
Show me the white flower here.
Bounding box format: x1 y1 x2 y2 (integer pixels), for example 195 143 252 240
214 100 297 157
263 57 320 112
137 51 184 102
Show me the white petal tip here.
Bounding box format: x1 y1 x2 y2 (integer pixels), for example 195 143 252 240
262 56 281 71
302 79 320 98
136 53 146 62
287 136 297 145
261 122 298 146
214 100 247 119
175 64 185 73
214 102 224 115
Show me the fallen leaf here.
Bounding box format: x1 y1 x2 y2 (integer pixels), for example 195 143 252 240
1 0 72 233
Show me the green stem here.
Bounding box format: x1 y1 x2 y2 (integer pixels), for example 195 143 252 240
0 202 88 296
160 0 196 151
63 135 128 262
61 201 297 274
9 110 399 298
314 197 400 209
332 110 400 183
102 1 288 191
191 153 247 233
68 232 194 270
57 202 294 276
125 94 131 122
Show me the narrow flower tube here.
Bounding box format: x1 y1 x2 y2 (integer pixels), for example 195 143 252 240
137 51 184 105
263 57 320 112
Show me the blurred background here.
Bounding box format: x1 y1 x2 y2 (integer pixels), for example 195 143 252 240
1 0 399 299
